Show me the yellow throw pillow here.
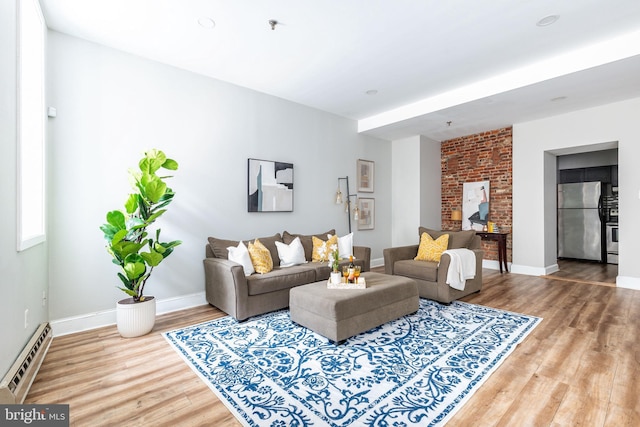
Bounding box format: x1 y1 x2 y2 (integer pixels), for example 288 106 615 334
415 232 449 262
311 235 338 262
248 239 273 274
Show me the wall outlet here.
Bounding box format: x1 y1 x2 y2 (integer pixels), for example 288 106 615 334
24 309 29 329
42 290 47 307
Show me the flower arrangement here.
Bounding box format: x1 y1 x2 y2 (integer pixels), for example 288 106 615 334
330 244 340 272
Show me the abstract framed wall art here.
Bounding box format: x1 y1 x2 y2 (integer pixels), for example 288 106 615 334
357 198 375 230
247 158 293 212
462 180 490 231
357 159 374 193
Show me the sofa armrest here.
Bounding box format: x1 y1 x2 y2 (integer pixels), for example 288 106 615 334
203 257 248 320
383 245 419 275
353 246 371 272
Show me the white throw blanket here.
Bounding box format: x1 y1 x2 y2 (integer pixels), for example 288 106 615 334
442 249 476 291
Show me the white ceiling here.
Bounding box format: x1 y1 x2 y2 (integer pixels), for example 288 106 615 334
39 0 640 141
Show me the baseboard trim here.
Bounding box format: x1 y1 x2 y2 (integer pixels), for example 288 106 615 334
370 257 384 268
508 263 555 276
617 276 640 290
50 292 208 337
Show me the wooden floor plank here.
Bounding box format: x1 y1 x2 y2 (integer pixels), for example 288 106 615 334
26 262 638 426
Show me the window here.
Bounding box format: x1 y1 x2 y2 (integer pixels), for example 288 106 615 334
17 0 46 251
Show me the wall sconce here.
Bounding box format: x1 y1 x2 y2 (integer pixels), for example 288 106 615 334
335 176 359 233
451 209 462 230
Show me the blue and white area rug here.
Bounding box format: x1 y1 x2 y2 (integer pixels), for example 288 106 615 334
164 300 540 427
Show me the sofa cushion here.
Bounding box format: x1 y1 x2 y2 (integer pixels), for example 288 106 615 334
311 235 338 262
207 237 240 259
207 233 283 264
418 227 476 249
226 241 255 276
394 259 439 282
328 232 354 259
283 230 336 261
249 233 283 267
275 237 307 267
415 232 449 262
246 266 317 296
248 239 274 274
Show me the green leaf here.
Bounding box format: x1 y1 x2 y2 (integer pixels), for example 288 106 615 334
100 224 119 240
141 251 164 267
153 242 167 254
117 272 133 290
162 158 178 170
139 149 166 174
144 178 167 204
106 210 126 229
123 260 146 280
111 229 128 245
112 240 146 259
124 194 138 214
119 287 138 297
145 209 166 224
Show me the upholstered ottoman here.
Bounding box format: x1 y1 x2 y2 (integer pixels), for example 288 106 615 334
289 272 419 343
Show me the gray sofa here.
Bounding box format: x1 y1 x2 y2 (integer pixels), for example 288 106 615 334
204 230 371 321
383 227 483 303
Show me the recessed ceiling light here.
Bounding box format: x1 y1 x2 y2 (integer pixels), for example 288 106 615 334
197 17 216 29
365 89 378 96
536 15 559 27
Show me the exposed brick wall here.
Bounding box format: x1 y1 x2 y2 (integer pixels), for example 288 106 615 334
441 127 512 263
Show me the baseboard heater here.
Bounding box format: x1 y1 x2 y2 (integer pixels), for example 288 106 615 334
0 322 52 404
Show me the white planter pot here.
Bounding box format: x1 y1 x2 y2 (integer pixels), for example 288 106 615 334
330 272 342 285
116 296 156 338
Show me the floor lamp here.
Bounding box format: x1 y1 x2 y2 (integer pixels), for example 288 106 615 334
335 176 359 233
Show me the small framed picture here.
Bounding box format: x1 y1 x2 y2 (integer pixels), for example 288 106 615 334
357 198 375 230
357 159 374 193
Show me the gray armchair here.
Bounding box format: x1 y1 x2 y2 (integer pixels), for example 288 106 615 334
383 228 483 303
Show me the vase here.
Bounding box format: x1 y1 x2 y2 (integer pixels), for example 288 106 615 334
116 296 156 338
330 271 342 284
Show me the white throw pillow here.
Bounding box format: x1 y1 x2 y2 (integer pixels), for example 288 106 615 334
328 233 354 259
227 241 255 276
275 237 307 267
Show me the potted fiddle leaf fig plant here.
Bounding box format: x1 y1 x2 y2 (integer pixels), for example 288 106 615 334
100 149 181 337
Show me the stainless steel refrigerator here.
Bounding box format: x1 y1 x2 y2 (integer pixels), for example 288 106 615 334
557 181 605 262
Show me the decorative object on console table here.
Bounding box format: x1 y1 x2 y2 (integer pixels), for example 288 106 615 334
476 231 508 273
451 209 462 230
357 198 375 230
357 159 374 192
463 180 490 231
248 158 293 212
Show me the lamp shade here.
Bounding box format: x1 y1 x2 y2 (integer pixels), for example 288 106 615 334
451 209 462 221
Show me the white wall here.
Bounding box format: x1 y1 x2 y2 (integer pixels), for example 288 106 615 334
512 97 640 288
0 0 49 378
46 32 391 333
391 135 441 247
420 136 441 228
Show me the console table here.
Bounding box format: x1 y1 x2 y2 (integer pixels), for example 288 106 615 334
476 232 509 273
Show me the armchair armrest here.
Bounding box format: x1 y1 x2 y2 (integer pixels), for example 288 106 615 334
383 245 419 275
436 248 484 284
203 257 248 320
353 246 371 272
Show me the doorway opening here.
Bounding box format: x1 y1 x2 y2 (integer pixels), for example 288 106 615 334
553 147 618 285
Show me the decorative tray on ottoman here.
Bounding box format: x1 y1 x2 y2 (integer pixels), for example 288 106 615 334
327 278 367 289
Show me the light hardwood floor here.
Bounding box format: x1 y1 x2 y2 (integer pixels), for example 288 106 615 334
26 265 640 426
